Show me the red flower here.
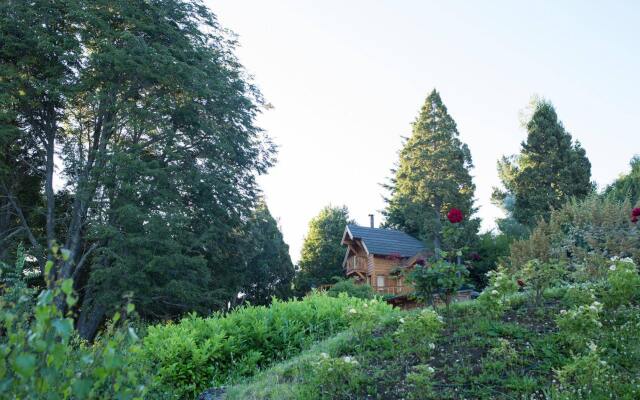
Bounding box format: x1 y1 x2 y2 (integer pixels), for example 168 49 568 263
517 279 525 287
447 208 463 224
632 208 640 217
633 216 639 224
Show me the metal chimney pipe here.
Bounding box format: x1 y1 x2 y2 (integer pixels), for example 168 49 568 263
368 214 374 228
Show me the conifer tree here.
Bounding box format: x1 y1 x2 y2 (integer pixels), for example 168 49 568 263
383 89 479 253
493 98 592 227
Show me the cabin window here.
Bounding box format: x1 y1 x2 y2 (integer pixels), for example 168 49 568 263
376 275 385 288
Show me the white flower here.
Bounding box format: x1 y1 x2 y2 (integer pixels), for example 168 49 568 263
429 343 436 350
320 352 329 359
588 342 598 352
609 265 617 271
491 290 499 295
342 356 358 364
610 256 619 261
621 257 633 263
560 309 567 314
363 303 368 308
349 308 357 314
399 318 405 324
437 315 444 323
427 366 435 373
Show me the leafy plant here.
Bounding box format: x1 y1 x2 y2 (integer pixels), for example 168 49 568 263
520 259 564 305
327 278 375 299
0 248 146 399
409 259 468 310
143 293 394 399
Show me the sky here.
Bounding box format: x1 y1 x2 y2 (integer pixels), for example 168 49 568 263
209 0 640 262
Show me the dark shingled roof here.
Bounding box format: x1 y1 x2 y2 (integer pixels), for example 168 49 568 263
346 224 426 257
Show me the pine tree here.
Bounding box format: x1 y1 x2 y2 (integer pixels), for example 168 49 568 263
383 89 479 253
493 98 592 227
294 206 352 295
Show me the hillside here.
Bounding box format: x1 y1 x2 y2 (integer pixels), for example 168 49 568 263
220 261 639 399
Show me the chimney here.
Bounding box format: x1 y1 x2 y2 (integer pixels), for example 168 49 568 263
368 214 375 228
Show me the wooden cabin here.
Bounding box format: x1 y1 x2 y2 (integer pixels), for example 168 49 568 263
341 224 427 296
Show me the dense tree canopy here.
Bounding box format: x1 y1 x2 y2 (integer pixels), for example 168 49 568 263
241 201 295 305
0 0 282 339
294 206 352 295
604 156 640 206
493 99 592 227
383 89 479 253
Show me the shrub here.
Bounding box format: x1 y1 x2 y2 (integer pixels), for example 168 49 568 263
556 301 603 351
604 257 640 309
394 309 443 360
327 279 374 299
409 259 468 310
298 353 365 399
0 268 145 399
509 195 640 272
477 266 518 316
520 259 565 305
143 293 394 398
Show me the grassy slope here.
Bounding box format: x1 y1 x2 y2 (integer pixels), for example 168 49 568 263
223 286 638 400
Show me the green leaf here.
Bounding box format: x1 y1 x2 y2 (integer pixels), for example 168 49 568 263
61 279 73 295
52 318 73 339
126 303 135 313
44 261 54 277
60 248 71 261
13 353 36 378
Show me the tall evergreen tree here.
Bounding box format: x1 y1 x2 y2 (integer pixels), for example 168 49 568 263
604 156 640 206
383 89 479 253
294 205 352 295
241 201 295 305
493 98 592 227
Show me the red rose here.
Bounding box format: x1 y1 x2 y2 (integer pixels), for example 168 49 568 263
447 208 463 224
632 208 640 217
517 279 525 287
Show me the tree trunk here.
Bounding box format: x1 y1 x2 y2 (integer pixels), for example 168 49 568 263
433 197 442 257
77 285 107 342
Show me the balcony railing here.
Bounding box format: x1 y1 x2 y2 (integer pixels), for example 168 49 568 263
345 256 368 275
373 285 411 295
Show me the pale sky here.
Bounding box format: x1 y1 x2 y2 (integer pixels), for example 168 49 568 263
210 0 640 262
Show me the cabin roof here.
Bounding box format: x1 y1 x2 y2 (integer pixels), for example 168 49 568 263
343 224 426 257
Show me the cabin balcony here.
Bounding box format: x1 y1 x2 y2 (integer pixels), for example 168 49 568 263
373 285 412 296
345 255 368 276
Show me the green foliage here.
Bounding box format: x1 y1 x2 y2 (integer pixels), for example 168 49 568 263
0 251 146 399
520 259 565 305
493 98 592 227
604 155 640 206
603 257 640 309
383 89 479 253
552 258 640 398
225 307 441 400
409 259 468 308
326 279 374 299
242 201 295 305
477 266 518 317
509 195 640 272
1 0 280 340
142 292 394 399
468 232 513 288
294 205 352 295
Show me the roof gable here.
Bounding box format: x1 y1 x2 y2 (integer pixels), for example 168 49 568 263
344 224 425 257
